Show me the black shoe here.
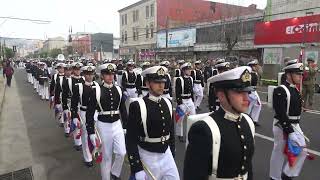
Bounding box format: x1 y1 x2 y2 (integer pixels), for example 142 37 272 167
197 107 202 111
253 122 260 127
59 123 64 127
178 136 185 143
84 161 93 168
74 145 82 151
281 173 293 180
111 174 121 180
64 133 69 137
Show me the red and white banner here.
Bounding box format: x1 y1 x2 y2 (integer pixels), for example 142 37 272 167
254 14 320 45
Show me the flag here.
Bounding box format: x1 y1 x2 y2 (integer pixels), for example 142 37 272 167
88 133 102 164
175 106 185 123
283 135 303 167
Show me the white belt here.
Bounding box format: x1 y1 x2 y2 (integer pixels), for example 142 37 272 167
194 80 201 83
139 134 170 143
80 106 87 110
126 83 135 85
288 116 300 120
210 173 248 180
181 93 191 97
99 110 119 115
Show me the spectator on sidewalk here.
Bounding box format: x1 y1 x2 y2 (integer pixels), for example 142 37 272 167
4 63 14 87
302 57 318 109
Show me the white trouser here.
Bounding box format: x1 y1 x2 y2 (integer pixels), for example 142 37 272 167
33 77 37 88
269 122 307 180
27 73 31 83
55 104 64 124
193 83 204 108
37 81 40 94
116 75 122 88
43 85 49 100
247 91 261 122
163 93 172 101
30 75 34 84
176 98 196 137
127 88 138 98
97 120 126 180
142 90 148 97
63 110 71 134
80 110 93 162
138 146 180 180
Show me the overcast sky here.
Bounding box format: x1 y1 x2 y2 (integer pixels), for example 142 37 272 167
0 0 267 40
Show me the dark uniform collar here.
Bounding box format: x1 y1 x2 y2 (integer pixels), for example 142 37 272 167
284 80 297 88
84 81 93 86
216 106 241 122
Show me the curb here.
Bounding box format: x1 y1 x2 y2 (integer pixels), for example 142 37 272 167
0 77 7 118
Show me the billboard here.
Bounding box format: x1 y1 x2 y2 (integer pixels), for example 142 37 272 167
157 28 196 48
254 14 320 45
263 48 283 64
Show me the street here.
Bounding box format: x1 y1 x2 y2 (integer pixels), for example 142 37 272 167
0 69 319 180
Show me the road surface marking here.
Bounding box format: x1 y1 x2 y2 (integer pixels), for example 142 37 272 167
257 91 268 94
255 133 320 157
260 101 320 115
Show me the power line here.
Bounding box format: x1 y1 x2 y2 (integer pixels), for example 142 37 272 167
0 16 51 24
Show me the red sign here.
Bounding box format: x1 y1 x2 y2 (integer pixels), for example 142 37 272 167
254 14 320 45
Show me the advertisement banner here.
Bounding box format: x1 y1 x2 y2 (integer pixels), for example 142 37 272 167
263 48 283 64
254 14 320 45
157 28 196 48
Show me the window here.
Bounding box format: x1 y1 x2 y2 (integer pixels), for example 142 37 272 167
136 30 139 40
133 30 136 41
125 14 127 25
121 32 124 43
150 4 154 17
146 6 149 18
150 24 154 38
125 31 127 42
133 11 136 22
146 25 149 38
121 15 124 25
136 10 139 21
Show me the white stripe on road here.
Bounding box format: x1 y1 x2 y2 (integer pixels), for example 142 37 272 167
255 133 320 157
257 91 268 94
260 101 320 115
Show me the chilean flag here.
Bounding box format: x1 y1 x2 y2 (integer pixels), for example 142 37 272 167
88 134 103 164
175 106 185 123
283 134 303 167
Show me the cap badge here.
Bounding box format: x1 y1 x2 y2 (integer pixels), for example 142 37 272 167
241 70 251 82
299 65 304 71
107 64 114 70
87 66 93 71
157 68 165 76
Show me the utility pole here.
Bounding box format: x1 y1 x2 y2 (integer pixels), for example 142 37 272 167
165 16 169 60
100 41 103 61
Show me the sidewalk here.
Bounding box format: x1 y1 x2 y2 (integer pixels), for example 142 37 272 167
0 76 33 176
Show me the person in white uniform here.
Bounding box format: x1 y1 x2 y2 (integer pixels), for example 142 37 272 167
137 62 151 97
127 65 180 180
122 60 138 98
160 60 173 100
270 60 307 180
86 63 128 180
247 59 262 126
175 62 196 142
191 60 204 111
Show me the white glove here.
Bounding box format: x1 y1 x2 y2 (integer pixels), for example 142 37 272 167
138 94 143 98
124 91 129 96
135 170 147 180
90 134 97 146
289 133 300 146
73 118 80 126
123 129 127 135
305 67 309 71
55 104 62 111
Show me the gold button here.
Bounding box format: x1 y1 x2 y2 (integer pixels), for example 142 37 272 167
242 166 245 170
162 142 165 144
159 104 161 107
161 110 163 113
162 117 165 120
244 145 247 150
162 130 165 133
110 93 113 96
244 156 247 160
136 160 139 163
111 115 113 117
238 125 241 129
111 98 113 100
130 156 133 159
163 123 165 126
241 135 245 139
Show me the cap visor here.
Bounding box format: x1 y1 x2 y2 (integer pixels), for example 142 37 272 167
231 86 255 92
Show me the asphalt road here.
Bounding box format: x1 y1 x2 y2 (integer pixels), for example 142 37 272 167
13 69 320 180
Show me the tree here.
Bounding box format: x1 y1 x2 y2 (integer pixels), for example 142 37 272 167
223 19 242 56
39 51 48 58
49 48 62 58
4 47 14 59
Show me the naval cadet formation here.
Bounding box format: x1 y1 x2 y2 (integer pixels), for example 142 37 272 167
14 53 311 180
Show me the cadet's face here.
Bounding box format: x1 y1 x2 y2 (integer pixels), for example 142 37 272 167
184 69 191 76
127 65 134 71
65 69 72 76
292 72 302 84
147 81 165 96
218 90 249 113
102 73 114 84
84 73 94 82
73 69 81 76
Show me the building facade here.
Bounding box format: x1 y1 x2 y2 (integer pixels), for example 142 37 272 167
42 37 66 52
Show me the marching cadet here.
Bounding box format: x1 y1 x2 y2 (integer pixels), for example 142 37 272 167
122 60 138 98
175 62 196 142
175 60 185 77
86 63 128 180
191 60 204 111
204 60 214 84
38 62 50 100
160 60 173 100
50 62 65 127
208 60 230 112
184 66 255 180
247 60 262 126
36 61 42 95
136 62 151 97
127 66 179 180
116 59 124 88
62 62 84 150
71 65 97 167
61 63 77 136
270 60 307 180
25 60 32 83
30 61 36 85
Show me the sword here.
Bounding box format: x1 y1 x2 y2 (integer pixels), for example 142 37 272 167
141 160 156 180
